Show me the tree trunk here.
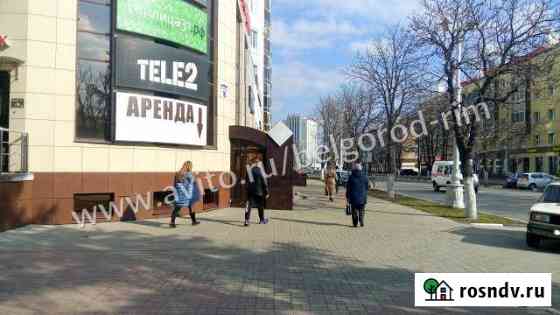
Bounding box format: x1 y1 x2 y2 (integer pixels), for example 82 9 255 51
464 155 478 220
387 145 397 199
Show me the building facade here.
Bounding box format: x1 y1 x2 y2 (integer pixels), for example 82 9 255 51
0 0 275 229
414 44 560 177
285 115 318 168
263 0 272 131
469 45 560 177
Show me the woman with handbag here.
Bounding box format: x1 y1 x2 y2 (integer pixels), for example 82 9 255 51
170 161 201 228
345 163 369 227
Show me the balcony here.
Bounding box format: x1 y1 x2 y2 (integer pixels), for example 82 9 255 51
0 127 33 182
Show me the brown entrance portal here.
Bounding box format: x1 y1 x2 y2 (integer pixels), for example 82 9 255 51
229 126 295 210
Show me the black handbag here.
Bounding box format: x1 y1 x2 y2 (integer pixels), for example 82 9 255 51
345 204 352 216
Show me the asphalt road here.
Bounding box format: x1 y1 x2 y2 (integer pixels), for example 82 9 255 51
374 180 541 222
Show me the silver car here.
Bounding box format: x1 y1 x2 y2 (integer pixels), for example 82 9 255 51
517 173 555 192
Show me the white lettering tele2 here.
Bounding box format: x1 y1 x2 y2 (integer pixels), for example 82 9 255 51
137 60 198 91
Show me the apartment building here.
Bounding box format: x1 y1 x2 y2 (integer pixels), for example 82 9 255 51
284 115 318 168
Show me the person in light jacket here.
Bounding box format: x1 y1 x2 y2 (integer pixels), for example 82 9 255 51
170 161 201 228
346 163 369 227
325 163 337 202
245 155 269 226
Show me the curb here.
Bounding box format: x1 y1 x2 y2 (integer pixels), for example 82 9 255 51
470 223 504 228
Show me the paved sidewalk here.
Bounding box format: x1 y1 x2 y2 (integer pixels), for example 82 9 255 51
0 180 558 314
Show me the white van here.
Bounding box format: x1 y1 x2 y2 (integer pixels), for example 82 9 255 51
431 161 479 193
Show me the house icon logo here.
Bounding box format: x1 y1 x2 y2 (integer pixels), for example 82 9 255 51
423 278 454 301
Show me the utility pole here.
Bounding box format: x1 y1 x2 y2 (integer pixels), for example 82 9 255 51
447 40 465 209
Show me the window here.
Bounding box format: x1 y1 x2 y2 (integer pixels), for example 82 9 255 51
203 189 219 210
535 134 541 145
534 111 541 123
549 156 558 175
549 133 556 145
251 30 258 49
549 109 556 121
76 0 112 141
74 193 114 221
536 157 544 172
512 111 525 123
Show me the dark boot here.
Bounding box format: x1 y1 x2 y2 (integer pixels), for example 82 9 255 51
359 208 365 227
189 208 199 225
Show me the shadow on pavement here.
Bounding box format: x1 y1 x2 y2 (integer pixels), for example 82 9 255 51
450 226 560 253
273 217 352 228
0 223 557 314
370 210 435 217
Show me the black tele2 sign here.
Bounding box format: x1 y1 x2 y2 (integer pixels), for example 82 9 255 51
115 35 210 102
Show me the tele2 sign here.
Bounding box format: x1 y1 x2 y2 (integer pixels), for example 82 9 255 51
115 36 210 102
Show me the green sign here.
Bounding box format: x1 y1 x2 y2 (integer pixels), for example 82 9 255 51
117 0 208 54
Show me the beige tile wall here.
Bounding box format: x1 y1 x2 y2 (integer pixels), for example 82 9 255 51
0 0 243 174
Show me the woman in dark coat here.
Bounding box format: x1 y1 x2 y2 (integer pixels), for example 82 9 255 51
346 163 369 227
170 161 201 228
245 155 269 226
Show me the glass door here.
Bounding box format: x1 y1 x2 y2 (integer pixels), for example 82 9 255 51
0 71 9 172
0 71 8 129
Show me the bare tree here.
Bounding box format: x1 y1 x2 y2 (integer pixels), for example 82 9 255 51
338 85 381 168
314 94 344 166
411 0 558 219
347 25 427 198
417 93 451 174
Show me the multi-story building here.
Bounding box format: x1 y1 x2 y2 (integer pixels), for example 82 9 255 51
0 0 290 229
285 115 318 168
415 44 560 177
468 45 560 176
263 0 272 131
236 0 264 130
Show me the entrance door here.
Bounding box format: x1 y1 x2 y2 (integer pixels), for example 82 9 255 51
230 140 265 207
0 72 9 129
0 71 9 172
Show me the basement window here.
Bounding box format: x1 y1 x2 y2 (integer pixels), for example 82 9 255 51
74 193 114 222
152 191 173 216
203 189 219 210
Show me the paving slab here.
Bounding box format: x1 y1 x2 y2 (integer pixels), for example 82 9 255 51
0 180 558 314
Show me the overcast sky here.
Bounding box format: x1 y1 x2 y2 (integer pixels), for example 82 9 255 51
271 0 421 123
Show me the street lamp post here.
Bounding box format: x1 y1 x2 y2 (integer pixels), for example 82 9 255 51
447 40 465 209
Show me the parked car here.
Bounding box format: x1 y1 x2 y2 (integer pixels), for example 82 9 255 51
503 172 523 188
431 161 479 193
516 173 555 192
400 169 419 176
527 183 560 248
336 170 350 186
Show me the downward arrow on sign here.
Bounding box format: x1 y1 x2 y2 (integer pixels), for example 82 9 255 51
197 107 204 138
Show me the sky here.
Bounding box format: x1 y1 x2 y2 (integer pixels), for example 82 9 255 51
271 0 422 123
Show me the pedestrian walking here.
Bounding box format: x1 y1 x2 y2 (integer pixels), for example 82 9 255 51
346 163 369 227
170 161 201 228
325 163 337 202
245 156 270 226
335 165 340 194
